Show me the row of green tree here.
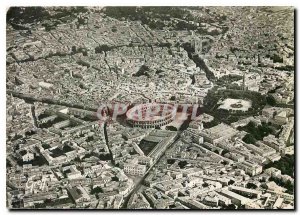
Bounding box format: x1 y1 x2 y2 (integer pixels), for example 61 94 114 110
270 177 294 195
215 74 243 89
264 155 294 177
239 121 276 144
203 89 266 121
104 7 191 30
7 7 89 31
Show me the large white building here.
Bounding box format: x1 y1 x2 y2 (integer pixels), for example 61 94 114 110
123 159 147 176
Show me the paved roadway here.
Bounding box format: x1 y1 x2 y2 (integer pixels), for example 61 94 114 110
121 131 182 208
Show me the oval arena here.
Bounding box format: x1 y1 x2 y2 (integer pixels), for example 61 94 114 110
126 103 177 128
